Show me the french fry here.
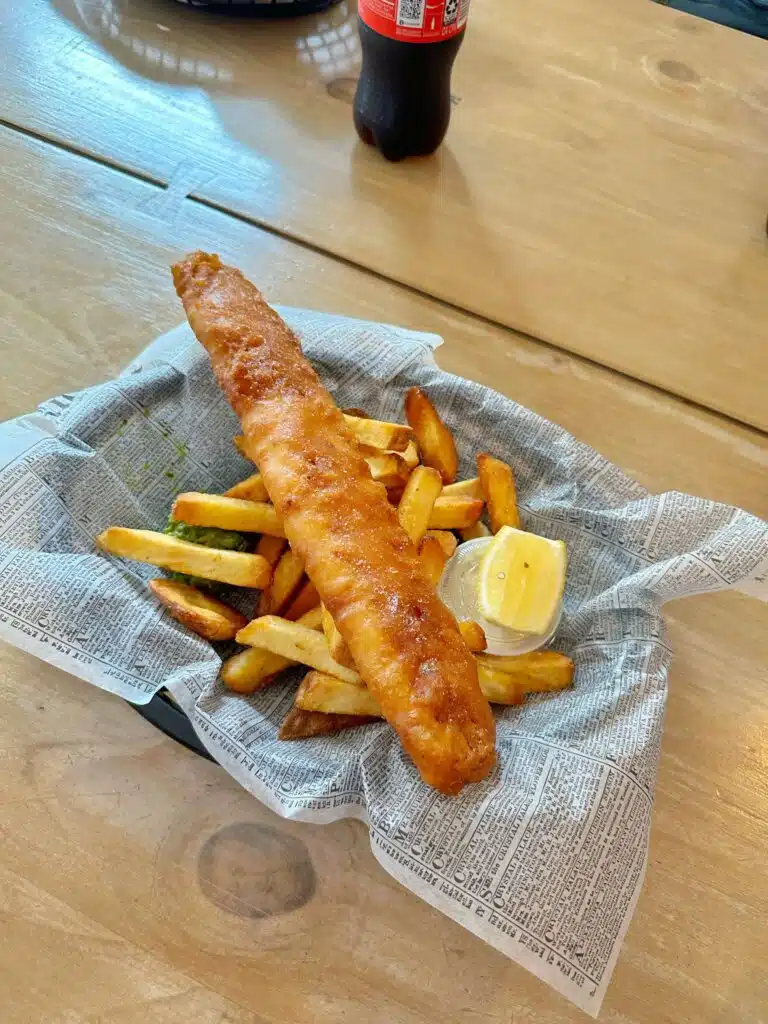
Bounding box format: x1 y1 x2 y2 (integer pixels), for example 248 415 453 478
225 472 270 503
477 453 521 532
172 493 285 537
418 534 449 587
343 414 413 452
240 422 413 465
398 466 443 545
401 440 420 470
257 548 305 616
233 434 250 459
220 605 323 694
460 521 492 542
255 535 288 568
458 620 487 653
296 671 382 717
405 386 458 484
236 616 361 685
222 648 293 694
296 663 534 715
425 529 458 560
342 407 369 419
357 441 419 469
476 651 574 692
97 527 271 588
320 604 335 645
428 496 484 530
284 579 321 621
475 662 526 705
442 477 483 500
283 649 572 711
364 451 412 489
321 605 355 669
279 706 378 740
149 579 248 642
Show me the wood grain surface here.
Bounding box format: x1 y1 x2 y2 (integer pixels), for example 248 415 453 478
2 126 766 519
2 0 767 427
1 125 767 1022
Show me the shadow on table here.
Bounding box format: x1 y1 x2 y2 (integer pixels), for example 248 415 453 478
348 137 533 347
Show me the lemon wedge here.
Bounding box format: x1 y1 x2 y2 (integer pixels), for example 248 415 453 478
476 526 566 635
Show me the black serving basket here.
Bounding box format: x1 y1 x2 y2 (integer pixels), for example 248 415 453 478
133 691 215 760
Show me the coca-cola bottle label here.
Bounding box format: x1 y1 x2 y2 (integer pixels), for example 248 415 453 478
358 0 470 42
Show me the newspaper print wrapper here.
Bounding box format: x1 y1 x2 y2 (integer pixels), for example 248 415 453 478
1 313 766 1016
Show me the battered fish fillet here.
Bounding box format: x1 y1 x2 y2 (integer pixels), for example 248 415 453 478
172 252 496 794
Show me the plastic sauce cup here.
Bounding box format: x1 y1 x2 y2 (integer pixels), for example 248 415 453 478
438 538 563 656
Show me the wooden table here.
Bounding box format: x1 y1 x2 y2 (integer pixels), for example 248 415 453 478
3 0 768 427
1 4 767 1022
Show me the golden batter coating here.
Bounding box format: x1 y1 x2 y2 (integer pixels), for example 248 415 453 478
172 252 496 794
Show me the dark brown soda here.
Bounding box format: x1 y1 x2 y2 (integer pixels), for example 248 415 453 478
353 18 465 162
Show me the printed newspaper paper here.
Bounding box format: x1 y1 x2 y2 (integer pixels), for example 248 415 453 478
1 314 766 1015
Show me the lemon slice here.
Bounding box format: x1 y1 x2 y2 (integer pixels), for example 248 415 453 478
477 526 566 635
